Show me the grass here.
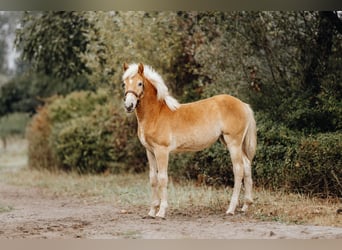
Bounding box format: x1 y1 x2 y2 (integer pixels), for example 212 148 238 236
0 205 13 213
0 138 341 227
2 167 341 227
0 113 30 138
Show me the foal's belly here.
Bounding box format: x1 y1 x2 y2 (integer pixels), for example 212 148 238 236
171 129 221 152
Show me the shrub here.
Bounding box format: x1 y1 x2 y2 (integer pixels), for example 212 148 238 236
47 89 109 123
51 103 146 174
27 89 146 174
26 105 57 171
252 115 300 190
252 117 341 198
291 133 342 197
169 142 234 187
51 114 112 173
169 113 342 198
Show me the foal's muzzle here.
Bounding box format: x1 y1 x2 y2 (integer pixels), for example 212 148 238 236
124 91 140 113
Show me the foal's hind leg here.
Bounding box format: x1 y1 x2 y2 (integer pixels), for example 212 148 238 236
146 150 160 217
224 136 244 215
241 155 253 212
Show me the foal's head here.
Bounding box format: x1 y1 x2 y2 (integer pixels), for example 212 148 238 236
122 62 180 113
122 62 145 112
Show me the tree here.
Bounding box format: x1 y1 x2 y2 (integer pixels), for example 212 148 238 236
15 11 95 80
83 11 185 90
303 11 342 95
222 11 342 133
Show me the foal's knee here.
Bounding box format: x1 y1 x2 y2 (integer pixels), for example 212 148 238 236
157 172 168 186
150 173 158 187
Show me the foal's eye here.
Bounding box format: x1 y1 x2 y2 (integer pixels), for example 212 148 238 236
121 83 125 89
138 82 143 87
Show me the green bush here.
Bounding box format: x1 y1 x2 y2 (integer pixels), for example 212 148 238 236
169 114 341 198
51 110 114 173
27 90 109 171
0 73 93 116
27 89 146 174
252 115 300 190
47 89 109 123
26 88 341 197
252 117 341 198
51 103 146 174
292 133 342 197
170 142 234 187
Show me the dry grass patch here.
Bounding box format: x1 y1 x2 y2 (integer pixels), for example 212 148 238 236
250 188 341 226
0 204 13 213
2 167 341 227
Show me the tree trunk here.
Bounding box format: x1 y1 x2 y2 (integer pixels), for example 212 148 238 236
303 11 336 96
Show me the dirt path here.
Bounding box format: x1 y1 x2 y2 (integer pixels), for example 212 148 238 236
0 181 342 239
0 139 342 239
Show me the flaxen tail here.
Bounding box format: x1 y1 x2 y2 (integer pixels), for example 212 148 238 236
242 104 257 162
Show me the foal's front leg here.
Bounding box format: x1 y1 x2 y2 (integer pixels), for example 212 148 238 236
146 150 160 217
154 147 169 218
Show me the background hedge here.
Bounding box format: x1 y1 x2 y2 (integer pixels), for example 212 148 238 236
26 89 146 174
26 88 341 198
170 122 341 198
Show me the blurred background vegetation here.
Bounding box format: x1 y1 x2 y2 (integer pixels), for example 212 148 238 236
0 11 341 198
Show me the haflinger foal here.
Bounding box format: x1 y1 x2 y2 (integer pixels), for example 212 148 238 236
122 63 257 218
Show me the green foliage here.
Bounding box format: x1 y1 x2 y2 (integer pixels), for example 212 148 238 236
47 89 108 123
22 11 341 198
16 11 95 80
252 116 301 190
83 11 198 95
170 116 341 198
27 89 146 174
238 11 342 134
293 133 342 197
170 142 234 187
255 126 342 198
51 106 118 173
0 73 93 116
0 112 30 138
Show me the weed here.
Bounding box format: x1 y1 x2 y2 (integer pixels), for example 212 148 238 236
0 205 13 213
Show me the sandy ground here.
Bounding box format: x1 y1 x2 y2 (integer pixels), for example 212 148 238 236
0 139 342 239
1 182 342 239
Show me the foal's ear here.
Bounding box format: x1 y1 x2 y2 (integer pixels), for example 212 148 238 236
138 63 144 75
123 62 129 71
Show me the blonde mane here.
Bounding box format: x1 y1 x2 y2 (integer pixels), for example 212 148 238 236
122 63 180 111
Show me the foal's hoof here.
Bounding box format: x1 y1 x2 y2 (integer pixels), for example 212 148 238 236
156 210 166 219
226 211 235 216
156 215 166 220
142 215 156 219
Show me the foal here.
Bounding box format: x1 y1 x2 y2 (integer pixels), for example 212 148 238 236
122 63 257 218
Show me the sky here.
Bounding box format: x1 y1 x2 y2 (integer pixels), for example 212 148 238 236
0 11 21 75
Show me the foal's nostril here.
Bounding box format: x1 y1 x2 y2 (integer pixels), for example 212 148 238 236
125 103 134 112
